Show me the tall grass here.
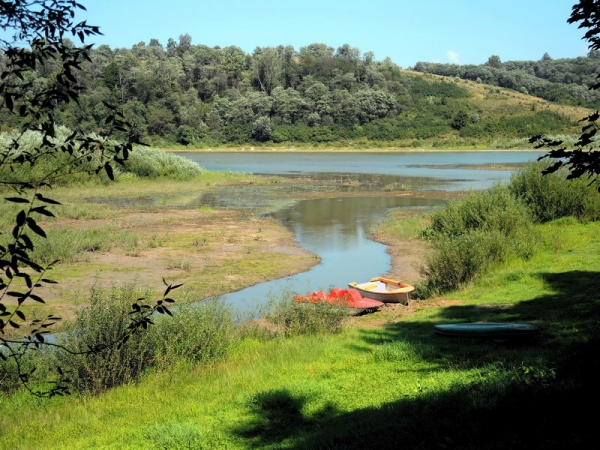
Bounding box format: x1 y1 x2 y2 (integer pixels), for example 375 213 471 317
264 297 349 337
429 184 534 238
54 285 158 394
122 147 204 180
45 286 347 395
29 226 127 264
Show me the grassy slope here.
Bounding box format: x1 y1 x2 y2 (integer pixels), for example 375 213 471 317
1 218 598 449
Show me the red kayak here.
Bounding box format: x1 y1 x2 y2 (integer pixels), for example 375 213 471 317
294 288 384 315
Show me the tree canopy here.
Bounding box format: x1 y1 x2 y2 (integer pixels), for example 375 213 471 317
532 0 600 185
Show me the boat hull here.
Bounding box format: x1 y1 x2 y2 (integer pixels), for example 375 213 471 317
348 277 415 305
434 322 540 339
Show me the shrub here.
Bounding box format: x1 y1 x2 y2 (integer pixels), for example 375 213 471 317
265 297 348 337
429 184 534 238
54 286 236 394
418 228 536 297
508 161 600 222
54 284 157 394
150 298 235 366
419 185 538 296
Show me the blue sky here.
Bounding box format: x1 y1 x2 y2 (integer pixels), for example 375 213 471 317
81 0 587 67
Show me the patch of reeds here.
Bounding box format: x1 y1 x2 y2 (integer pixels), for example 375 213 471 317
122 147 204 180
30 226 125 264
264 296 349 337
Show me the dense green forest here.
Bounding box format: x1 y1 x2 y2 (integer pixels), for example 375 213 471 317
414 53 600 108
0 36 591 147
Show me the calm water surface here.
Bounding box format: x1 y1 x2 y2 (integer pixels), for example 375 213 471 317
176 151 543 191
174 151 542 312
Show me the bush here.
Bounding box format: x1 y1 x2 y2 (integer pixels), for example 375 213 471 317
418 229 532 297
54 286 236 394
419 185 538 296
508 161 600 222
265 297 348 337
429 184 534 238
54 285 158 394
150 299 235 365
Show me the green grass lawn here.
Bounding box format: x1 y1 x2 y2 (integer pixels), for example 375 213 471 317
1 220 599 449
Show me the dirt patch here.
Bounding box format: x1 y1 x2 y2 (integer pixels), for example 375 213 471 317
377 235 427 284
28 207 316 328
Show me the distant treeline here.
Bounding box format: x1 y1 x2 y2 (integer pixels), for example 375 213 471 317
0 37 586 146
413 53 600 108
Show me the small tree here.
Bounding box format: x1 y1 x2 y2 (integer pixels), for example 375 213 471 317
252 116 272 141
486 55 502 69
533 1 600 187
0 1 178 397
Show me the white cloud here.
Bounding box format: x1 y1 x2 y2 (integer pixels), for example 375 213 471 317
447 50 460 64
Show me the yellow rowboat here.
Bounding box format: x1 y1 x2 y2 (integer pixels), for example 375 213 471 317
348 277 414 305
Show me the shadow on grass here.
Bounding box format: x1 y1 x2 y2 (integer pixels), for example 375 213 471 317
233 271 600 449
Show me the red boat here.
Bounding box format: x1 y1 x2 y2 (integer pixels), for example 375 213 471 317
294 288 384 315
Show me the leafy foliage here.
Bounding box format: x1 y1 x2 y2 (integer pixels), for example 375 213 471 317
53 287 229 394
418 185 538 297
419 159 600 297
530 1 600 187
508 161 600 222
0 30 579 147
0 1 180 397
414 56 600 108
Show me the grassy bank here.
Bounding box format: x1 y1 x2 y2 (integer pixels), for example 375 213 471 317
0 217 598 449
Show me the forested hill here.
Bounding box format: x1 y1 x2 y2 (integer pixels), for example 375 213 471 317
0 37 592 148
413 53 600 109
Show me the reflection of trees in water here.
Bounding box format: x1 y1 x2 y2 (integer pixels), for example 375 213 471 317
273 197 441 250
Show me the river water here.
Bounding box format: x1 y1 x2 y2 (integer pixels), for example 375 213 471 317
174 151 544 313
175 150 543 191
